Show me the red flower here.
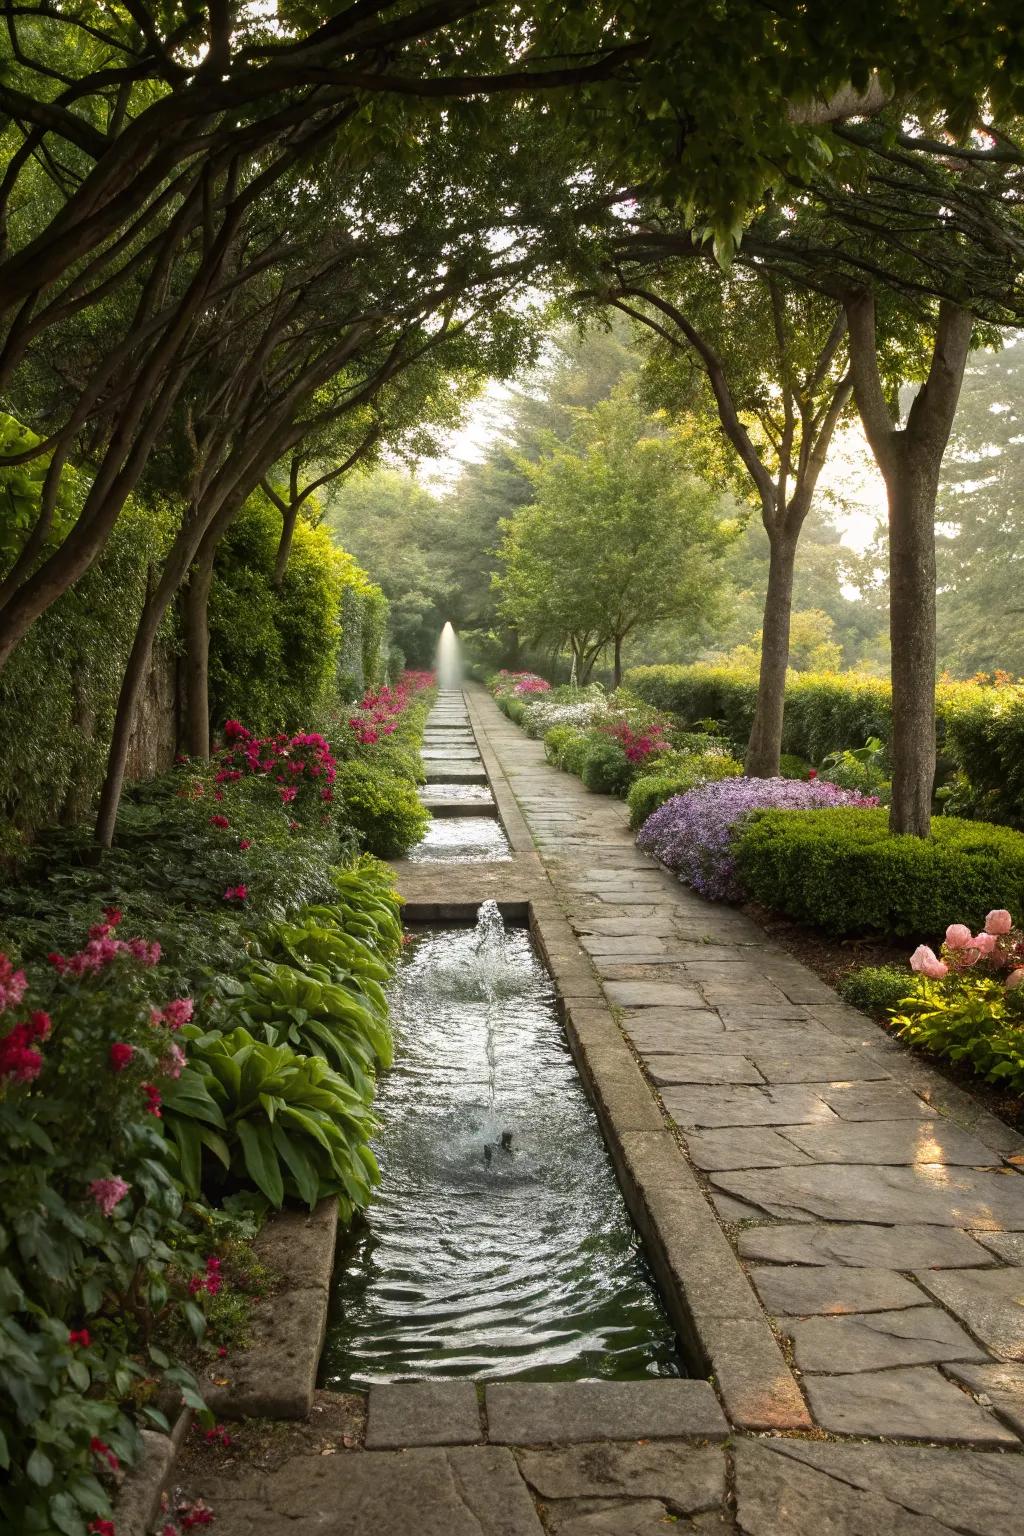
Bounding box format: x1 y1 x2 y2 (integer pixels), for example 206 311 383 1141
103 908 123 927
238 839 251 851
223 885 248 903
807 768 818 780
141 1082 162 1117
109 1042 134 1072
88 1523 116 1536
29 1010 51 1039
91 1437 120 1472
208 815 230 829
69 1328 91 1347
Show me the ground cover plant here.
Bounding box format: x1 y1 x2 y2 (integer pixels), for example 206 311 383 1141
636 777 877 902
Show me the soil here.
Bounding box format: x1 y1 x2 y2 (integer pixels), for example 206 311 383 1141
744 901 1024 1135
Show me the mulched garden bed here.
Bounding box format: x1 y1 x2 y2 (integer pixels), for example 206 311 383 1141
745 901 1024 1135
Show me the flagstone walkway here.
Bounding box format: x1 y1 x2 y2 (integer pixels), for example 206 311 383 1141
169 686 1024 1536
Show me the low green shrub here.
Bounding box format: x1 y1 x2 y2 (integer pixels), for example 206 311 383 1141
627 752 743 830
334 760 429 858
893 977 1024 1094
734 807 1024 937
837 964 915 1015
778 753 811 780
543 725 583 767
559 731 594 778
580 736 635 797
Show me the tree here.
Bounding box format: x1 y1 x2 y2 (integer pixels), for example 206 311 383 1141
601 265 858 774
496 386 735 682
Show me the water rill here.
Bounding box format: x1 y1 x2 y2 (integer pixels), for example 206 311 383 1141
322 903 681 1386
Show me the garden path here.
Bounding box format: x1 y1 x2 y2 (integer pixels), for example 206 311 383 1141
170 686 1024 1536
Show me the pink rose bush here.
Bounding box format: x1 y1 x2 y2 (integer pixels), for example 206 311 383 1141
894 909 1024 1094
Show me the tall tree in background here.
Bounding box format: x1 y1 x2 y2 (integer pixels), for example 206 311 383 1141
601 265 857 774
496 386 735 681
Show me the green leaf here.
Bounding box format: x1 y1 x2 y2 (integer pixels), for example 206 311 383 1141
236 1119 285 1206
27 1447 54 1487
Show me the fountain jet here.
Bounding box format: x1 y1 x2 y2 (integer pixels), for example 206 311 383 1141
436 621 463 692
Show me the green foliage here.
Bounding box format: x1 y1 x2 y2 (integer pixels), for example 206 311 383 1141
334 761 429 859
627 752 743 830
0 936 209 1536
543 725 584 767
940 685 1024 828
580 736 634 797
778 753 812 780
0 496 172 831
210 493 386 732
0 412 83 565
821 737 891 802
837 965 915 1016
893 976 1024 1095
734 807 1024 938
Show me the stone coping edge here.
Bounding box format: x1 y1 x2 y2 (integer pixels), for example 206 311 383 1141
464 689 539 855
203 1197 338 1420
114 1407 191 1536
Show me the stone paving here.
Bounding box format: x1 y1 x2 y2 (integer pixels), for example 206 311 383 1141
171 688 1024 1534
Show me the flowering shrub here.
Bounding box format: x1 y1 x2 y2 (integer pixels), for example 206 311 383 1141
637 777 877 901
520 692 607 737
344 670 434 748
626 750 743 831
0 917 213 1535
216 721 338 816
892 909 1024 1093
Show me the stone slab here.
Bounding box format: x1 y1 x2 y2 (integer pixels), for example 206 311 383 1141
712 1163 1024 1229
365 1381 483 1448
603 981 708 1009
660 1084 837 1129
737 1222 995 1270
185 1446 545 1535
973 1230 1024 1263
944 1361 1024 1437
747 1051 888 1084
734 1437 945 1535
685 1126 814 1172
514 1441 724 1509
770 1439 1024 1536
802 1365 1018 1444
779 1306 987 1373
779 1118 999 1166
692 1314 813 1431
814 1081 933 1120
484 1381 728 1445
749 1264 930 1317
917 1267 1024 1361
644 1053 765 1085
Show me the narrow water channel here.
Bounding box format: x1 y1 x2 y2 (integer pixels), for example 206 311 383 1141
322 905 682 1386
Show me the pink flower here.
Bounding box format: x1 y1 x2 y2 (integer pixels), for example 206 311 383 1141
89 1176 130 1216
104 907 123 927
91 1437 120 1472
88 1522 116 1536
162 998 194 1030
109 1042 134 1072
1007 969 1024 991
161 1041 186 1079
279 786 297 804
141 1082 162 1117
0 1022 44 1082
223 885 248 903
0 954 27 1013
986 909 1013 935
972 931 997 956
910 944 948 979
945 924 973 949
239 839 252 851
68 1328 91 1347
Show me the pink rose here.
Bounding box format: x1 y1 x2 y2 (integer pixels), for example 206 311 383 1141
945 924 973 949
985 909 1013 935
972 932 997 956
1006 969 1024 991
910 944 948 979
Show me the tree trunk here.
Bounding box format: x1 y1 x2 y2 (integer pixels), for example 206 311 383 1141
183 543 217 759
613 633 623 689
94 590 166 847
273 501 299 587
886 448 940 836
745 528 798 777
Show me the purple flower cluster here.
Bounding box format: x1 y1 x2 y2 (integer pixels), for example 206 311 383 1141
636 776 878 901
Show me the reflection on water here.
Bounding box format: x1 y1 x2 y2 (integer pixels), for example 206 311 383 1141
408 816 512 863
322 906 682 1386
422 782 494 803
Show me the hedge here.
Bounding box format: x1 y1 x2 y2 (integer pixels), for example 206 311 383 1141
734 807 1024 937
624 663 1024 826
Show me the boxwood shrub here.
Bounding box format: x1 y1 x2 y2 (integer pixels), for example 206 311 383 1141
580 736 634 797
334 760 429 858
734 807 1024 937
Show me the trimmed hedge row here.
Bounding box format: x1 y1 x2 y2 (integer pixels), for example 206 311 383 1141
624 663 1024 826
734 807 1024 937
